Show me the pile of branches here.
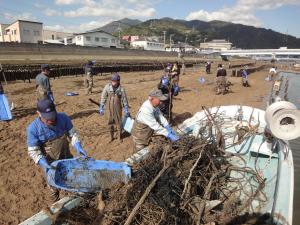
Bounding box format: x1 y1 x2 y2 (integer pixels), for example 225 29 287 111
99 133 271 225
58 108 272 225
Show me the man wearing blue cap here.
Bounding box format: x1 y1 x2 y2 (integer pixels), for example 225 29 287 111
132 88 179 151
99 73 130 142
84 60 96 95
27 98 88 201
35 64 54 102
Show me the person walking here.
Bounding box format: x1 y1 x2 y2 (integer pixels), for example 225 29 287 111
84 60 96 95
99 73 130 142
36 64 54 102
216 64 227 95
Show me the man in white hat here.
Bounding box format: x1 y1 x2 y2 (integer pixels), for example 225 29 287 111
132 89 179 151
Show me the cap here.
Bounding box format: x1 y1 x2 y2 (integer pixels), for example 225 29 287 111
111 73 120 81
41 64 50 71
37 98 57 121
149 88 168 101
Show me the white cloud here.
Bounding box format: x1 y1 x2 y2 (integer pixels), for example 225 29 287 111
45 9 62 16
186 0 300 27
57 0 156 19
4 12 37 22
44 19 112 33
55 0 79 5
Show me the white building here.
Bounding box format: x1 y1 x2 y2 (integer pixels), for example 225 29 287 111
43 30 73 44
131 38 165 51
200 39 232 51
0 20 43 43
165 43 195 53
0 24 9 42
74 30 119 48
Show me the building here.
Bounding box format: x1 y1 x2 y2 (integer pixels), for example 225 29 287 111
0 20 43 43
74 30 119 48
0 24 9 42
43 30 73 43
122 35 140 42
200 39 232 51
131 37 164 51
165 43 195 53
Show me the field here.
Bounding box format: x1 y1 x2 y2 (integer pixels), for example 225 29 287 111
0 63 272 224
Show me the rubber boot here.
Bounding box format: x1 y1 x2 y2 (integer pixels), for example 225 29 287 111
49 187 60 203
109 125 115 143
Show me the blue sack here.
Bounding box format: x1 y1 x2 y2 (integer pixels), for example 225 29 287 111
198 77 205 84
65 92 79 96
46 157 131 193
0 94 12 121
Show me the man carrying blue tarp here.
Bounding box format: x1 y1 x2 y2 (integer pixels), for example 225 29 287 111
35 64 55 102
26 98 88 202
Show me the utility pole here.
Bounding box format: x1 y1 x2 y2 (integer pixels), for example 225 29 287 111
170 34 174 51
185 34 188 53
163 31 166 48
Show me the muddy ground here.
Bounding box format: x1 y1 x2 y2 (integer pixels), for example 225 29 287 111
0 62 272 224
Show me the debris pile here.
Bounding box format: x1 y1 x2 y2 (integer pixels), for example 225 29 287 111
54 110 273 225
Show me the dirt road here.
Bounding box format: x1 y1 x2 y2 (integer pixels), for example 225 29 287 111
0 64 272 224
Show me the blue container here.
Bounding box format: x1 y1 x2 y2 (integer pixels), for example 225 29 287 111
46 157 131 193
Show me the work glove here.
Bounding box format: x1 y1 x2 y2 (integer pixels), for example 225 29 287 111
48 92 55 102
38 157 52 173
74 142 88 157
99 104 105 116
167 131 180 142
165 125 175 135
173 85 180 96
124 105 130 117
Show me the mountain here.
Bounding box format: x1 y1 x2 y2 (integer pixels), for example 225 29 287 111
91 18 142 34
119 18 300 49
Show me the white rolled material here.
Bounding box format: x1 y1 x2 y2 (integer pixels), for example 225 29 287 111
265 101 297 124
269 109 300 140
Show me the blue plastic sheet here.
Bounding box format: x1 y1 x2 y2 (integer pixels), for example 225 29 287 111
0 94 12 121
47 157 131 193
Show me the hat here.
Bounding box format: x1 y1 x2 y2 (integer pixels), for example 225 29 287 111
41 64 50 71
37 98 57 121
111 73 120 81
149 89 168 101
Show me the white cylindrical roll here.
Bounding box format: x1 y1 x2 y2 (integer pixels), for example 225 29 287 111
269 109 300 140
265 101 297 124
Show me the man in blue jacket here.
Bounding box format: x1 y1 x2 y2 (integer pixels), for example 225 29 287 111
27 98 87 202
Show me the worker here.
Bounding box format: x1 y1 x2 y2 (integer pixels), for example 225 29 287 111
99 73 130 142
171 62 181 86
27 98 88 202
132 89 180 151
35 64 54 102
84 60 96 95
241 67 250 87
0 81 3 94
268 66 277 81
205 61 211 74
216 64 227 95
157 69 180 121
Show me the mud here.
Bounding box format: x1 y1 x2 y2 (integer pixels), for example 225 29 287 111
0 62 272 224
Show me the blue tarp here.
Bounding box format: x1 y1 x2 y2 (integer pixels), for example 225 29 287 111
47 157 131 193
0 94 12 121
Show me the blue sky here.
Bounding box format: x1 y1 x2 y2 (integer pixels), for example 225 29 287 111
0 0 300 37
